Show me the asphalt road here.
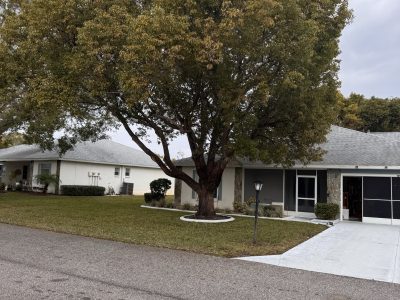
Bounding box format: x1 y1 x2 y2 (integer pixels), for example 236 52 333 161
0 224 399 300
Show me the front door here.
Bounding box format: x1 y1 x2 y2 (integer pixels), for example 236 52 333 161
343 176 362 220
296 175 317 213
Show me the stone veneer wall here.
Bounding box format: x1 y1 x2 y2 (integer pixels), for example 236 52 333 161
234 167 243 204
327 169 341 205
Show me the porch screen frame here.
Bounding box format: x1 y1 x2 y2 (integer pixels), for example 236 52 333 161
296 174 317 213
341 173 400 225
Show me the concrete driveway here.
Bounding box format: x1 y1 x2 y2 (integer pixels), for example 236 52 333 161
238 222 400 283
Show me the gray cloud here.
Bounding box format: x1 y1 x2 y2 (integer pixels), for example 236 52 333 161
339 0 400 98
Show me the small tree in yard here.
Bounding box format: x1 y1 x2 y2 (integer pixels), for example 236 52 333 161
150 178 172 199
0 1 351 218
34 174 60 194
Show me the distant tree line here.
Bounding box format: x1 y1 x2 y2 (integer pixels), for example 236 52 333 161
0 133 25 149
337 93 400 132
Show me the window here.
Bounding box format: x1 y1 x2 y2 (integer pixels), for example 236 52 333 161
125 168 130 177
39 163 51 175
114 167 120 176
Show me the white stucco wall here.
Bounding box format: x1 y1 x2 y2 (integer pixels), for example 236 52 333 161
129 166 174 195
59 161 174 195
180 167 235 210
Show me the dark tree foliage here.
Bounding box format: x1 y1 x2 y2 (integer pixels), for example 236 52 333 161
0 0 351 218
337 93 400 132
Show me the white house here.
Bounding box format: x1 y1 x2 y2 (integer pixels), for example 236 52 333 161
0 140 173 195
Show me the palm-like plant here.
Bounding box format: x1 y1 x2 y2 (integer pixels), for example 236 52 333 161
34 174 60 193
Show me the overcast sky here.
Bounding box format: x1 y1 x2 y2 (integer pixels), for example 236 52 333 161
110 0 400 157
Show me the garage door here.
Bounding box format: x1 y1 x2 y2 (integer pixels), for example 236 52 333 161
363 177 400 225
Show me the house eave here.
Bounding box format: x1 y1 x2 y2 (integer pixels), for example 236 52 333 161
241 163 400 170
0 158 159 169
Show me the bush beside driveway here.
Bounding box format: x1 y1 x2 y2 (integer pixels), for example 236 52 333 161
0 192 325 257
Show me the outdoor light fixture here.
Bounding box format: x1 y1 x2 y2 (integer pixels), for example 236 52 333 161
254 181 263 191
253 180 263 244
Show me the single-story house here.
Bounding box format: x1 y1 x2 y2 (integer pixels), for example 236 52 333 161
174 126 400 225
0 140 173 195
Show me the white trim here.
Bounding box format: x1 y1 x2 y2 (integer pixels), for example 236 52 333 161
284 210 316 218
342 173 400 225
392 219 400 226
391 177 394 220
180 215 235 223
363 198 391 201
341 173 400 177
363 217 392 225
296 174 317 213
361 175 364 223
295 172 298 212
340 173 344 221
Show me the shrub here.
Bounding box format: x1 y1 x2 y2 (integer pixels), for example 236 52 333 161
165 202 174 209
144 193 153 203
182 203 191 210
150 178 172 196
245 196 256 207
315 203 339 220
155 198 166 208
144 178 172 205
0 183 6 193
233 200 246 213
215 208 225 214
144 192 163 204
61 185 105 196
263 205 283 218
35 174 60 193
244 206 263 216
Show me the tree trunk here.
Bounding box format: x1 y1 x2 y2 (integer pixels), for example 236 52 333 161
195 187 216 219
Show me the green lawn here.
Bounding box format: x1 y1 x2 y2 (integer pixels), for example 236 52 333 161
0 192 326 257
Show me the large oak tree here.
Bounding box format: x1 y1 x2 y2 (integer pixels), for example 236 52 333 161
0 0 351 218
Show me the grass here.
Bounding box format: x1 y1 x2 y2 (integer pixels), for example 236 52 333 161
0 192 326 257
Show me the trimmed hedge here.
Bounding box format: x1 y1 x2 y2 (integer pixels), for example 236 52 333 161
144 192 153 203
144 192 164 203
315 203 339 220
61 185 105 196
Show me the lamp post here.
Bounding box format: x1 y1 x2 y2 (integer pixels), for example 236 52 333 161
253 180 263 244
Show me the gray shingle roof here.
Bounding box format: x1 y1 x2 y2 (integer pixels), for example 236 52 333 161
0 140 158 168
175 126 400 169
370 132 400 141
